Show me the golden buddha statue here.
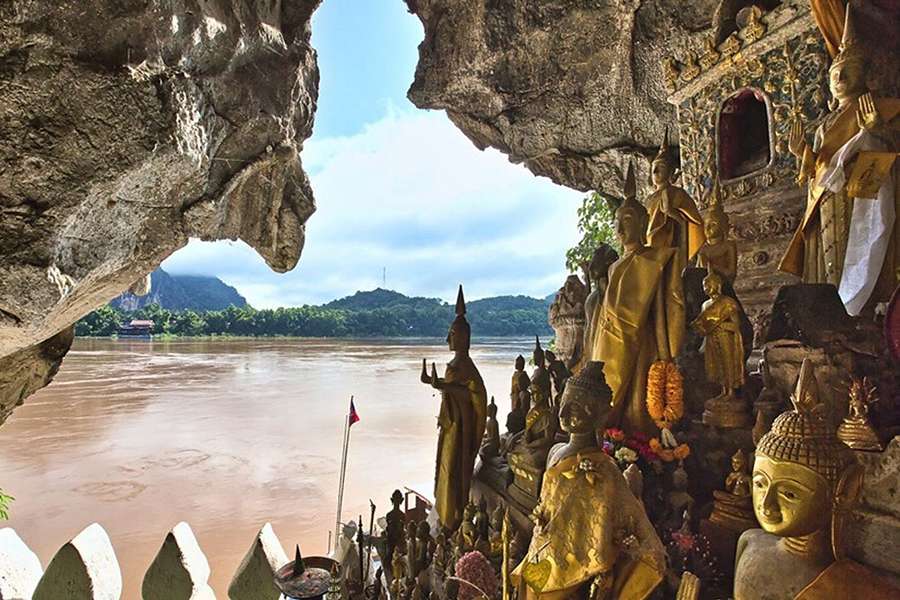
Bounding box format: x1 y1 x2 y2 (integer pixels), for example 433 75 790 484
695 179 738 283
780 4 900 316
511 362 665 600
480 396 501 458
507 379 559 505
708 449 757 533
693 269 752 428
645 127 706 270
589 161 687 436
531 337 553 407
420 285 488 531
734 358 900 599
836 376 882 451
576 243 619 375
510 354 527 412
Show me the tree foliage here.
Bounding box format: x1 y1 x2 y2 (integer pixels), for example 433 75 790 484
0 488 12 520
565 191 620 273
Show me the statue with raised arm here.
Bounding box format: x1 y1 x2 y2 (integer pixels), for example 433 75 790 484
420 285 488 531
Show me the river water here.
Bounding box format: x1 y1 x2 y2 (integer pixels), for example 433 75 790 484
0 337 526 596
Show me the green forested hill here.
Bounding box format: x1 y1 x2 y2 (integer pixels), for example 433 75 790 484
111 269 247 311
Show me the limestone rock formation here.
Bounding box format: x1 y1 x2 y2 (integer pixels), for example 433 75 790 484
0 0 320 417
33 522 122 600
143 522 216 600
405 0 719 196
0 327 73 426
0 527 43 600
228 523 289 600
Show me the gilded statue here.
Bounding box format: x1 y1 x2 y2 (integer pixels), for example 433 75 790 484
531 337 552 407
780 4 900 316
709 449 757 532
480 397 501 459
645 127 706 270
507 379 559 503
590 161 687 436
725 449 751 497
692 269 751 428
734 358 900 599
420 285 488 531
511 362 666 600
836 376 882 451
578 243 619 375
510 355 528 412
695 179 738 283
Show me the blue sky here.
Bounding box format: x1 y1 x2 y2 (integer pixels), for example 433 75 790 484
163 1 583 307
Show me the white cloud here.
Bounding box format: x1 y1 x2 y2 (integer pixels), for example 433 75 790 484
163 109 584 307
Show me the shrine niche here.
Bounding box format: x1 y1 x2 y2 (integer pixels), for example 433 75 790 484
717 88 772 181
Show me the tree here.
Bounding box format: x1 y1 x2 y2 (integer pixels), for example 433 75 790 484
565 191 621 274
0 487 12 520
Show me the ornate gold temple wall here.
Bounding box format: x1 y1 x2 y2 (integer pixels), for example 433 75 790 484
665 2 829 342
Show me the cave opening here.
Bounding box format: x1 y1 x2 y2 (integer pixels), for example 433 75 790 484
717 87 772 181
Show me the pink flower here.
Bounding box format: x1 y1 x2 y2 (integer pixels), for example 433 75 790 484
455 551 498 600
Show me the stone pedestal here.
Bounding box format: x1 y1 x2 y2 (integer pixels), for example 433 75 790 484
702 393 753 429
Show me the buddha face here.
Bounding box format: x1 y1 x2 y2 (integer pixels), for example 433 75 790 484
732 452 746 472
829 58 865 105
704 215 725 241
703 273 723 297
515 355 525 371
533 348 545 367
530 382 546 407
558 387 599 434
651 157 673 187
751 455 831 537
615 204 646 250
447 321 470 352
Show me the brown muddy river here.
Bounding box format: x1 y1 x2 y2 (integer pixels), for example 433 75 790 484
0 337 526 596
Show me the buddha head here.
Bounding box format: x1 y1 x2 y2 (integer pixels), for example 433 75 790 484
588 243 619 285
533 336 545 368
704 182 730 242
417 520 430 541
391 489 403 509
487 396 497 419
558 361 612 435
702 269 724 298
530 381 547 408
828 5 867 108
615 198 649 252
651 127 677 187
447 285 471 352
515 354 525 372
753 359 862 546
732 449 747 473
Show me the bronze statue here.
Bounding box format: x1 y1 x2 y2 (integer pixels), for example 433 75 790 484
511 362 665 599
734 358 900 599
837 376 882 451
420 285 488 531
693 269 751 428
480 397 501 458
780 4 900 316
695 179 738 283
645 128 706 269
507 379 559 506
510 355 528 412
531 337 552 406
589 162 687 436
385 489 405 573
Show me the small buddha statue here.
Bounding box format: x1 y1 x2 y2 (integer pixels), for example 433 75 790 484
708 449 757 533
474 498 490 542
506 380 559 504
415 521 433 575
665 462 695 532
391 550 407 591
505 385 528 440
645 127 705 270
405 521 419 583
837 376 882 451
457 503 478 553
693 269 752 428
510 355 527 412
511 362 666 599
578 243 620 373
695 179 738 283
480 397 501 458
780 4 900 316
432 531 447 580
531 337 552 406
489 503 505 559
735 358 900 599
385 489 405 571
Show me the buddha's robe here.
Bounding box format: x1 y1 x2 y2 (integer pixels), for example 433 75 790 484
590 246 685 436
692 295 745 392
796 559 900 599
434 357 487 530
511 448 665 600
646 184 705 269
779 98 900 315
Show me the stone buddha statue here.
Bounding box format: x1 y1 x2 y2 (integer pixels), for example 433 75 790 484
692 269 752 428
734 358 900 599
511 362 666 600
510 354 527 412
695 179 738 283
420 285 488 531
780 4 900 316
589 161 687 436
531 337 552 407
578 243 620 374
645 127 706 270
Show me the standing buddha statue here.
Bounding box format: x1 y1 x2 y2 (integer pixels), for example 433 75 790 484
695 179 738 283
531 337 552 408
510 355 527 413
780 4 900 316
480 396 501 459
734 358 900 599
645 127 706 270
420 285 488 531
577 243 620 375
590 161 687 436
511 362 665 599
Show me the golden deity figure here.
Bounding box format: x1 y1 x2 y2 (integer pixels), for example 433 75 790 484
510 354 528 412
692 269 751 428
576 243 620 375
531 337 553 407
836 376 882 451
734 358 900 599
695 179 738 283
420 285 488 531
590 162 687 436
780 4 900 316
708 449 757 533
645 128 706 270
511 362 666 600
507 379 559 505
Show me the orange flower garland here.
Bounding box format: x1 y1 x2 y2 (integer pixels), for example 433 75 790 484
646 360 684 430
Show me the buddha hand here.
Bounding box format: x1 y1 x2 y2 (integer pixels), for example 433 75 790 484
857 92 880 131
420 359 430 384
788 118 806 158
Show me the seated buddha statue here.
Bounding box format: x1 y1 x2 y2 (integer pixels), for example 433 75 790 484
734 358 900 599
507 381 558 506
480 396 501 459
708 449 757 533
511 362 666 600
836 376 882 451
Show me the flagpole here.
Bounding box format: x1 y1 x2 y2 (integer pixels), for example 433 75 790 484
334 396 352 554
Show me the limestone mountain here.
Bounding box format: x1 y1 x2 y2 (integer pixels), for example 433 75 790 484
111 269 248 312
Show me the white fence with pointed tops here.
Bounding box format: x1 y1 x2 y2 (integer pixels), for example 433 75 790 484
0 522 291 600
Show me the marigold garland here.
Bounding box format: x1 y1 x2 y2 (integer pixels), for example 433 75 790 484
646 360 684 430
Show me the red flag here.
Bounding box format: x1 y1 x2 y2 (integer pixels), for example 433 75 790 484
348 397 360 427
